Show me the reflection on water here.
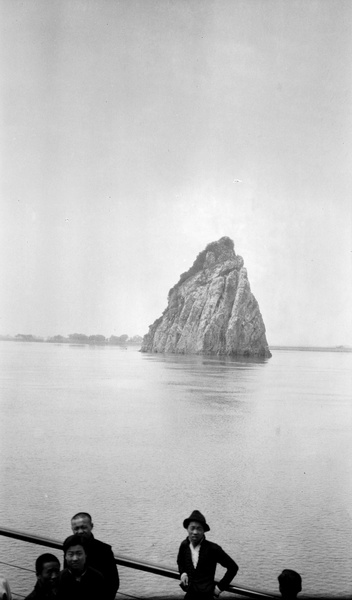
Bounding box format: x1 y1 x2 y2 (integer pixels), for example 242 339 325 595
0 342 351 597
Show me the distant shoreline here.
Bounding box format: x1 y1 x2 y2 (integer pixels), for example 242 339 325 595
269 345 352 353
0 337 351 353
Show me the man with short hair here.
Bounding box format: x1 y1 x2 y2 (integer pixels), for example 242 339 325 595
177 510 239 600
24 553 60 600
58 534 105 600
278 569 302 599
68 512 119 600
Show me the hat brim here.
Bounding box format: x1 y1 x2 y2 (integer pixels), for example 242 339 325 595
183 518 210 532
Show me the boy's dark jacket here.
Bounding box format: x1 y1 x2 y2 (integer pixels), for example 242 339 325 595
63 535 119 600
24 581 57 600
177 537 238 595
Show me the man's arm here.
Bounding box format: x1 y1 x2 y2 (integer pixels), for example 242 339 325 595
176 541 187 576
177 541 190 589
215 546 239 592
105 546 120 599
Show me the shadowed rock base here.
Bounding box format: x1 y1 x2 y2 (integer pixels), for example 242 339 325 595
141 237 271 358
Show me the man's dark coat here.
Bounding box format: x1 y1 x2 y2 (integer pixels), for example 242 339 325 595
177 536 238 597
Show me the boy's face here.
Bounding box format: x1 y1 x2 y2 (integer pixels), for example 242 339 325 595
39 561 60 587
65 544 87 574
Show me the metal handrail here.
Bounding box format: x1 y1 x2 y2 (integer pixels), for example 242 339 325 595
0 525 276 599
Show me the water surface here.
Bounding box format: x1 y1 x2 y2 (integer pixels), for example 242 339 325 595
0 342 351 597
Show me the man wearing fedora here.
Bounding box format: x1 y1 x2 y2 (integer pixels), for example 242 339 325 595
177 510 238 599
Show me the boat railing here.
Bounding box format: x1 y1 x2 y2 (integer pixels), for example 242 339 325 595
0 525 277 599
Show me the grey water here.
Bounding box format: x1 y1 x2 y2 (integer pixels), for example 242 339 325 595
0 341 351 598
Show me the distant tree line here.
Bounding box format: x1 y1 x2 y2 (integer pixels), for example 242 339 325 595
14 334 45 342
47 333 143 345
3 333 143 346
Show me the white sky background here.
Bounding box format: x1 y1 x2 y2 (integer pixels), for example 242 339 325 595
0 0 351 346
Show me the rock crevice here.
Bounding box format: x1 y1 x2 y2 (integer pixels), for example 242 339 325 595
141 237 271 358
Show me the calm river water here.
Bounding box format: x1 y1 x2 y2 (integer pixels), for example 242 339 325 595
0 341 351 598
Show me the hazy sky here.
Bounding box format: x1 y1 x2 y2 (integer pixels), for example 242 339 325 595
1 0 351 346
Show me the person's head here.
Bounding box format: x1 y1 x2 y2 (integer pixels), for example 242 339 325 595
70 512 93 540
278 570 302 599
63 535 88 575
35 553 60 588
183 510 210 547
187 521 205 546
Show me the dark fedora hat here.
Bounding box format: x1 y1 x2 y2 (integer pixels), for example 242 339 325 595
183 510 210 532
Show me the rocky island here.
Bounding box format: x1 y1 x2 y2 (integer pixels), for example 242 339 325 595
141 237 271 358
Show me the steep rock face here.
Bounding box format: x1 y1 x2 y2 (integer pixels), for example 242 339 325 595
141 237 271 358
